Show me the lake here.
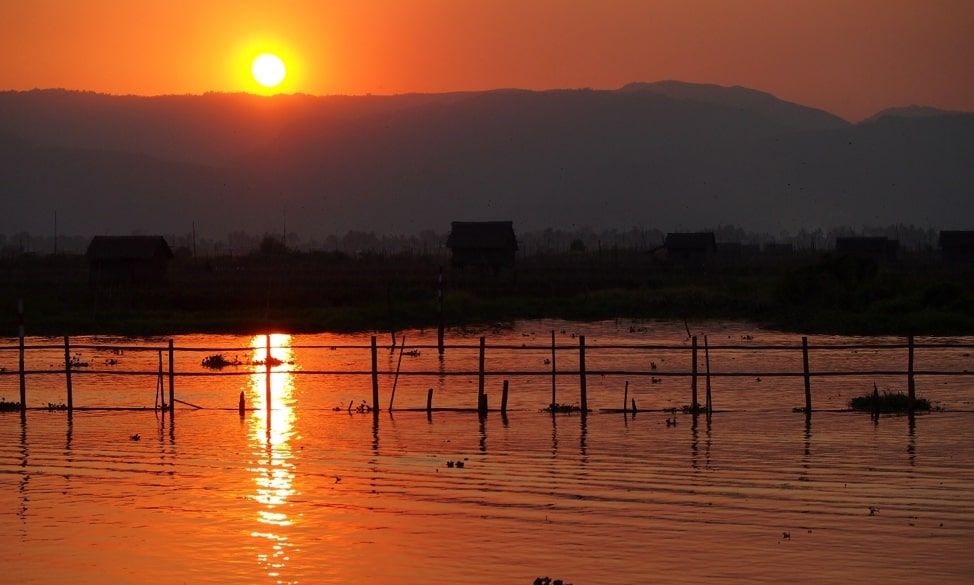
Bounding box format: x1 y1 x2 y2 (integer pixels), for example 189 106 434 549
1 320 973 584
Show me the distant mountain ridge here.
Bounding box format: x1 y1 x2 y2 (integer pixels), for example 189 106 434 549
0 82 971 236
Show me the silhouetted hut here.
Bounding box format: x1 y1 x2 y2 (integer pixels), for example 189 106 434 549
86 236 174 283
834 236 899 260
446 222 518 269
939 231 974 262
664 232 716 265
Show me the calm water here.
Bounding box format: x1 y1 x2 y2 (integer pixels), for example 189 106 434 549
1 320 973 584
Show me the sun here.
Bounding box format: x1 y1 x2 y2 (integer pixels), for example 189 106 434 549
252 53 287 88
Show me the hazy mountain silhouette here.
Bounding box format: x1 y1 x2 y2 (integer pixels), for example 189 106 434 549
862 105 966 124
1 83 971 237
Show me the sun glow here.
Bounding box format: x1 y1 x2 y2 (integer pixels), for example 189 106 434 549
252 53 287 88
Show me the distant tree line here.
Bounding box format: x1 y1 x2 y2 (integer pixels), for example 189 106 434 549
0 223 944 258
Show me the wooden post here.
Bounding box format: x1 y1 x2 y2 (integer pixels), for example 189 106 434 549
704 335 712 416
501 379 509 414
426 388 433 413
579 335 587 413
370 335 379 414
437 270 445 356
265 334 272 417
802 336 812 415
479 392 488 415
550 330 557 407
691 335 698 412
389 336 406 411
168 339 175 416
623 380 629 413
63 336 73 412
907 334 916 406
17 298 25 413
238 391 245 416
478 336 486 401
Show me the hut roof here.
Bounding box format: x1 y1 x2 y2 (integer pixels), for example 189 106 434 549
939 231 974 249
447 222 518 250
86 236 173 261
664 232 716 251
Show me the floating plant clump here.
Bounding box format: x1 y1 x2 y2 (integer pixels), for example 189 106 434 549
201 354 243 369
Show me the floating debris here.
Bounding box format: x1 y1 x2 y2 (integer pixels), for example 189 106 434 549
0 398 22 411
130 433 141 441
46 402 67 411
201 354 243 369
542 403 584 414
534 578 572 585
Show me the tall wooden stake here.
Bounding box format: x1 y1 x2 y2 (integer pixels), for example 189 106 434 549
168 339 175 417
802 336 812 415
64 336 73 412
371 335 379 415
579 335 588 413
550 330 557 407
478 336 486 401
907 334 916 407
704 335 712 416
17 299 26 414
437 270 445 355
623 380 629 413
691 335 698 412
501 379 509 415
389 336 406 411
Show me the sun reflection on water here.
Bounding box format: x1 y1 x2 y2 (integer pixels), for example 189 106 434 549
248 333 299 583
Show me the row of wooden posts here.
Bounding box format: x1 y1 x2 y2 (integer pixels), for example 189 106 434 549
7 324 927 418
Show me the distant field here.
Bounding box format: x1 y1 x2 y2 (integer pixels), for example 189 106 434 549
0 250 971 335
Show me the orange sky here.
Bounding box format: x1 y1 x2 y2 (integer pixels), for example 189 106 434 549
2 0 972 120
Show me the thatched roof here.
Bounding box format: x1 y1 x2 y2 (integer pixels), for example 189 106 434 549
86 236 173 261
664 232 716 251
447 222 518 250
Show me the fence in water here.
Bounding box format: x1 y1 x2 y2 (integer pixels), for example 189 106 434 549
1 332 973 418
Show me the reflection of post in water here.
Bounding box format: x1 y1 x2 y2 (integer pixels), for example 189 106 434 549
907 411 916 467
799 416 812 483
705 415 712 469
18 418 29 525
479 415 487 453
579 412 588 459
550 411 558 456
691 413 699 470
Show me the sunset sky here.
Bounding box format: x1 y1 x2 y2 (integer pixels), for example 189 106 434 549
2 0 972 120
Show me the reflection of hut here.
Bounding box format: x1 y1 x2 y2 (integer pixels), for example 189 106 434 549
664 232 716 265
446 222 518 269
86 236 173 283
939 231 974 263
835 237 899 260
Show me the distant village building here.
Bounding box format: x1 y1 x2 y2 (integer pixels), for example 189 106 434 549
446 221 518 270
664 232 717 265
834 236 899 260
939 231 974 263
86 236 174 283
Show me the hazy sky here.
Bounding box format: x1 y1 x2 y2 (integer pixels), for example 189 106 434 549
2 0 972 120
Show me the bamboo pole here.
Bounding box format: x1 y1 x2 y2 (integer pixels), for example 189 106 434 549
550 330 557 407
371 335 379 414
579 335 587 412
64 336 73 412
907 334 916 407
426 388 433 413
18 298 25 414
437 271 445 356
388 336 406 411
168 339 175 417
802 336 812 415
623 380 629 413
704 335 712 416
478 336 486 401
501 379 509 414
691 335 698 412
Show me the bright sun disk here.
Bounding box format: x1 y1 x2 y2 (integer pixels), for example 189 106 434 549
252 53 286 88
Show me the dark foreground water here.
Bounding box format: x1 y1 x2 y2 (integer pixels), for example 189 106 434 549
1 320 972 584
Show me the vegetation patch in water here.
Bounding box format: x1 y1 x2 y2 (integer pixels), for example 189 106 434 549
542 403 586 414
0 398 22 411
533 578 572 585
849 389 931 412
201 354 243 369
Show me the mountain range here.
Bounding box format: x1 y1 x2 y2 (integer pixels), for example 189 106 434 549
1 80 971 237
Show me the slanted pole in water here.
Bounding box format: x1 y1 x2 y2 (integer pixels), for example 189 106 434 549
371 335 379 414
168 339 175 417
501 379 509 414
691 336 698 412
704 335 712 416
907 334 916 407
389 336 406 411
550 330 557 407
63 336 73 413
18 298 25 414
426 388 433 413
579 335 588 413
623 380 629 413
802 336 812 415
478 336 486 401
